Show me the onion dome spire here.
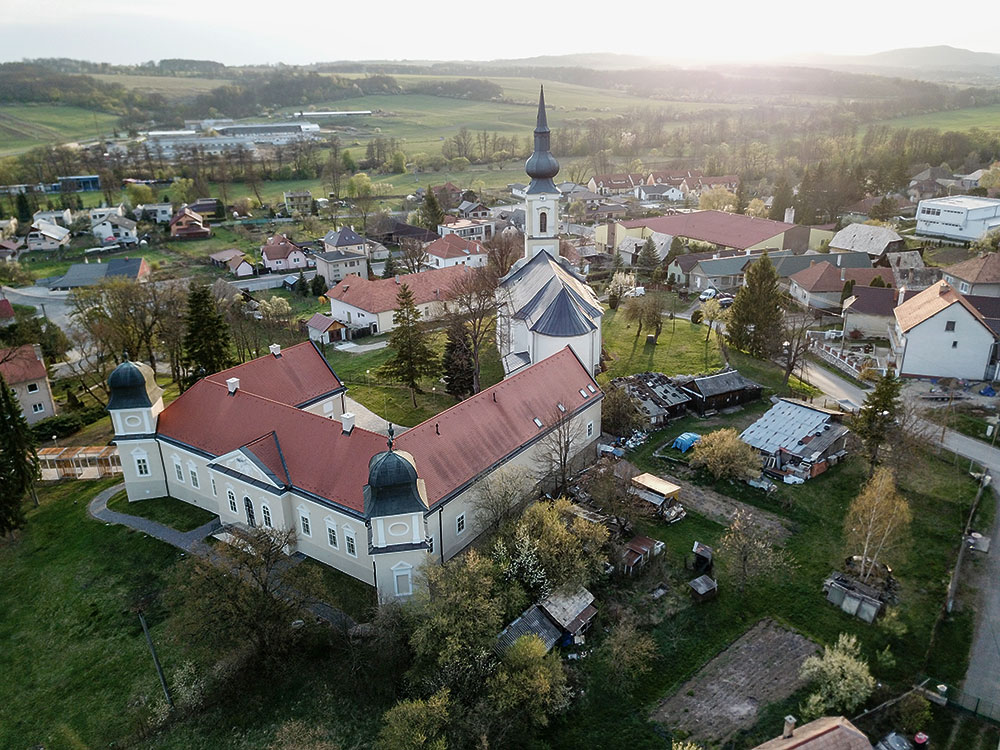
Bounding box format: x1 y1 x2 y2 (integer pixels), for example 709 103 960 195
525 86 559 194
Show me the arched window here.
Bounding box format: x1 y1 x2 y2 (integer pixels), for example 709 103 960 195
243 496 255 527
539 211 547 234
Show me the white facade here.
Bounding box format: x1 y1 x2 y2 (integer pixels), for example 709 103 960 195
438 218 494 242
135 203 174 224
427 249 488 269
916 196 1000 242
92 218 138 245
329 297 447 335
893 302 998 380
524 189 559 259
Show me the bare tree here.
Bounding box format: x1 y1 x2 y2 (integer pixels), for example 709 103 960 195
471 466 532 534
780 308 814 387
718 508 792 593
400 238 429 274
447 267 499 393
533 410 583 497
484 232 522 276
844 467 911 582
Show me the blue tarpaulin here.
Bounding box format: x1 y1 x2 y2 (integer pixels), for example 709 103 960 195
980 385 996 397
673 432 701 453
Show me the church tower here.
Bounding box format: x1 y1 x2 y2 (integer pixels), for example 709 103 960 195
523 86 560 260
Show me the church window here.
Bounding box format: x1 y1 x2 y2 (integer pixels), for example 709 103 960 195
228 490 237 513
189 464 199 489
134 453 149 477
344 528 357 557
539 211 547 234
300 512 311 537
456 513 466 535
173 459 184 483
326 522 338 549
261 503 272 527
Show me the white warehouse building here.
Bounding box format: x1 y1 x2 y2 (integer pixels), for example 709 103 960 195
915 195 1000 242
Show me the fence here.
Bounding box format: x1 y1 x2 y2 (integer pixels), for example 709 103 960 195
925 679 1000 723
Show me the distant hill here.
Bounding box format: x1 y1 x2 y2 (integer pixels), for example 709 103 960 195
793 45 1000 83
481 53 669 70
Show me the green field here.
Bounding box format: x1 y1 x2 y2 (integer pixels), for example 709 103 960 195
879 103 1000 133
0 104 120 156
89 73 233 100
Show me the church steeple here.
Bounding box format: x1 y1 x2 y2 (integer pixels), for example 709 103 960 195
525 86 559 194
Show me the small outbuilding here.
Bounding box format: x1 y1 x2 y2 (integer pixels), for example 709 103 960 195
739 399 849 481
678 369 762 415
689 574 718 602
629 473 685 522
621 534 665 576
307 313 348 344
691 541 714 575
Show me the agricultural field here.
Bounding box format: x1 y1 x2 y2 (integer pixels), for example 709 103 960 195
0 104 120 156
88 73 233 101
878 103 1000 133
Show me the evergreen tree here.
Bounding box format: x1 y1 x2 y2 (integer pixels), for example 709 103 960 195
15 192 32 225
442 317 474 399
635 238 659 280
295 270 309 296
382 252 398 279
870 275 888 288
735 179 748 215
611 248 624 275
768 176 794 221
378 284 439 406
852 373 902 470
183 283 233 385
0 375 39 533
418 190 445 230
726 252 782 358
310 273 327 297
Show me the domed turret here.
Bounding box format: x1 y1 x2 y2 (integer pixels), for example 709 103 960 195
363 426 428 517
107 357 163 411
525 86 559 194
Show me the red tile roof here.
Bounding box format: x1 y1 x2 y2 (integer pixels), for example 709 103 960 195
157 379 385 513
204 341 344 407
894 280 994 335
261 234 305 261
944 252 1000 285
326 266 471 314
623 210 796 250
0 344 46 384
789 262 893 293
396 347 600 506
0 298 14 320
425 234 486 260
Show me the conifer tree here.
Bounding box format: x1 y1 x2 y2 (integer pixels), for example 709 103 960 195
635 237 659 280
442 317 474 399
382 252 398 279
852 373 902 471
418 190 445 230
0 375 39 533
378 284 439 406
768 176 793 221
726 252 782 358
183 282 233 385
310 273 327 297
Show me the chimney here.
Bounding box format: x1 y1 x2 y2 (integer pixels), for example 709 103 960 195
784 207 795 224
783 716 797 739
341 412 355 434
940 281 950 296
897 286 906 305
435 423 440 435
269 343 281 357
840 269 846 281
836 254 843 267
395 275 401 284
226 377 240 394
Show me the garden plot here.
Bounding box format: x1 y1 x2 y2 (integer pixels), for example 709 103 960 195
651 619 817 743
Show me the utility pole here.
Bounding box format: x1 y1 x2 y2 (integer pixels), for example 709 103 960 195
138 610 173 709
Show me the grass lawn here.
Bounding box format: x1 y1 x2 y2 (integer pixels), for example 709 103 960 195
298 558 378 622
878 103 1000 134
106 491 217 532
923 403 997 444
0 104 120 156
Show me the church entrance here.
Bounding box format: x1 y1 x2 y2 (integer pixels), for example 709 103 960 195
243 496 256 528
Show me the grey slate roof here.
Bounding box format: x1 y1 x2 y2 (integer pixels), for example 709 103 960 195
829 224 903 256
496 605 561 653
313 249 365 263
323 227 365 247
501 250 602 338
693 250 795 278
685 369 761 398
49 257 146 289
739 399 849 459
770 251 872 278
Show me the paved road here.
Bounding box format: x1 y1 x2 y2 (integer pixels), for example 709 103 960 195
1 285 73 328
964 485 1000 707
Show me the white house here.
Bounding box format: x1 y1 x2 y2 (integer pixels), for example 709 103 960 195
634 184 684 202
32 208 72 227
915 196 1000 242
425 235 488 268
312 249 367 284
92 214 138 245
26 222 71 251
261 234 310 272
89 204 125 224
891 281 1000 381
323 227 366 256
438 217 495 243
109 341 602 601
134 203 174 224
942 252 1000 297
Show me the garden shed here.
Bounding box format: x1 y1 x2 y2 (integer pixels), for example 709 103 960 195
677 369 762 415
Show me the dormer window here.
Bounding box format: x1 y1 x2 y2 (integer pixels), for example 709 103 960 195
533 417 543 428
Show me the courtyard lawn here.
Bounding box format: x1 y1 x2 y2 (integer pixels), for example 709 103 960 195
106 491 217 532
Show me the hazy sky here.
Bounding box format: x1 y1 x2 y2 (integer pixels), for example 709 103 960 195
1 0 998 66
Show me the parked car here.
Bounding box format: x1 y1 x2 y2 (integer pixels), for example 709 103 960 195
876 733 914 750
623 286 646 298
717 295 734 308
698 288 718 301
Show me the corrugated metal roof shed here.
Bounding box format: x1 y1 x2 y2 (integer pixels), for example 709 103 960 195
739 399 847 457
496 605 561 653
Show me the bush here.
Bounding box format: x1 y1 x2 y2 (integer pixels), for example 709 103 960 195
690 309 703 324
895 693 932 733
30 405 106 441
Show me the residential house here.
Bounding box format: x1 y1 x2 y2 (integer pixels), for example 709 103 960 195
942 252 1000 297
891 281 1000 380
617 231 671 267
0 238 23 262
306 313 348 344
89 204 125 224
0 344 56 425
959 169 989 190
842 286 915 338
283 190 313 215
0 299 15 326
322 227 366 256
48 257 150 290
169 207 211 239
666 248 746 287
311 249 367 285
364 219 438 247
110 341 602 601
210 249 255 278
841 195 916 222
509 183 527 199
647 168 701 186
26 222 71 251
133 203 174 224
788 262 894 311
92 214 138 245
456 200 489 219
597 210 833 255
916 195 1000 241
431 182 463 209
187 197 222 219
687 250 797 292
635 183 684 202
326 265 469 335
828 224 906 262
32 208 72 227
769 252 874 289
752 716 871 750
906 179 950 203
425 235 488 269
740 399 849 481
261 234 310 273
677 369 762 415
584 202 628 223
887 250 940 289
0 217 18 238
438 216 495 242
694 174 740 193
587 173 643 196
497 586 598 653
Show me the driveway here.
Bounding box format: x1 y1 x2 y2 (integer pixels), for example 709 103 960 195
1 285 73 329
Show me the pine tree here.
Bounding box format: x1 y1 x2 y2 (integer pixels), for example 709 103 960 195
183 283 233 385
310 273 327 297
768 176 793 221
611 248 624 275
418 190 445 230
726 252 782 358
735 179 748 215
635 238 659 280
840 279 856 303
442 317 474 399
382 252 398 279
15 192 32 225
852 373 902 470
0 375 39 533
378 284 439 406
295 270 309 296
